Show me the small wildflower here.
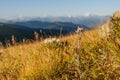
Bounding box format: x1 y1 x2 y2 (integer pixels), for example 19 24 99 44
44 38 60 44
98 49 103 53
75 26 84 52
76 26 84 34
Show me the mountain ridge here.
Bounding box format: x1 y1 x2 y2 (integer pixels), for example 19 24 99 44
0 15 110 27
0 21 86 44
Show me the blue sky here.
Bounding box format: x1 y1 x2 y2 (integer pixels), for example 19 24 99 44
0 0 120 19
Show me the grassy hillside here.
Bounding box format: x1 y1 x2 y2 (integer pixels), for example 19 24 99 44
0 24 120 80
0 12 120 80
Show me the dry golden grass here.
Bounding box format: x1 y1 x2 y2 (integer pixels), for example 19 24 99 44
0 27 120 80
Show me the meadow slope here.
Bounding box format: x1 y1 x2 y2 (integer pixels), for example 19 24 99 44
0 11 120 80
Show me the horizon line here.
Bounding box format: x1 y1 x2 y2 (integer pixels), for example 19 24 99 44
0 13 112 20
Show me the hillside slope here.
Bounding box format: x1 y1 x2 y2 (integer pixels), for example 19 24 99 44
0 11 120 80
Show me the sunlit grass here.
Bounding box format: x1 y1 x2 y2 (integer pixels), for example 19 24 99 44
0 20 120 79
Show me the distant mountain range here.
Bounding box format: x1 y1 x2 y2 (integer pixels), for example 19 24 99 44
0 14 110 44
7 14 110 27
0 14 110 27
15 21 88 29
0 21 84 44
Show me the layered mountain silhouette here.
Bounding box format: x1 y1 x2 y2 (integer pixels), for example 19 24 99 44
0 14 110 44
12 15 110 27
0 21 87 44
